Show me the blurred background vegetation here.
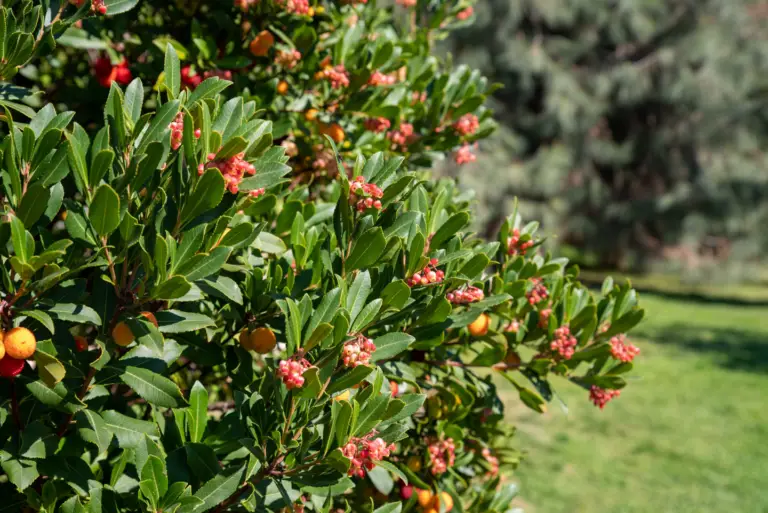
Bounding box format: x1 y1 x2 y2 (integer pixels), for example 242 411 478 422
438 0 768 285
438 0 768 511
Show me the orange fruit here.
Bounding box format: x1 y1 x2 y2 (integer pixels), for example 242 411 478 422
250 327 277 353
249 30 274 57
0 332 5 360
140 311 159 328
3 327 37 359
277 81 289 95
417 489 434 508
112 322 134 347
319 123 345 143
305 108 319 121
468 313 490 337
437 492 454 512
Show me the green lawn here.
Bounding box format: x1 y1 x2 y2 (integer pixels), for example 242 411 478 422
505 293 768 513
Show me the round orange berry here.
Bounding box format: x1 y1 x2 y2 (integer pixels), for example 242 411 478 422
468 313 490 337
140 311 159 328
249 30 274 57
417 489 434 508
305 108 319 121
3 327 37 360
319 123 345 143
249 327 277 354
277 81 289 95
112 322 134 347
437 492 454 512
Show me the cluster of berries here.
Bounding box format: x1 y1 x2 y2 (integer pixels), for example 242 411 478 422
342 433 396 478
609 334 640 362
341 335 376 368
452 113 480 136
277 357 312 390
388 123 416 147
538 307 552 327
456 6 474 20
93 57 131 88
550 324 578 359
349 176 384 212
169 113 202 151
70 0 106 15
323 65 350 89
276 49 302 70
589 385 621 409
454 144 477 165
407 259 444 288
199 152 256 195
526 278 549 305
507 228 535 255
446 286 485 305
368 70 396 86
276 0 310 14
427 437 456 475
482 447 500 477
364 117 391 133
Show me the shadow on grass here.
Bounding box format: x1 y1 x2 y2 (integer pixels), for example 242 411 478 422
636 324 768 373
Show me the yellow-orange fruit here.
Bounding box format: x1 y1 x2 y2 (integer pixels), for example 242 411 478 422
0 333 5 360
112 322 135 347
249 327 277 354
60 210 68 221
468 313 490 337
315 6 325 13
307 7 315 16
277 81 289 95
305 108 319 121
239 329 256 351
424 509 438 513
417 489 434 508
319 123 345 143
3 327 37 360
140 311 159 328
249 30 274 57
406 455 422 472
333 390 351 402
437 492 454 512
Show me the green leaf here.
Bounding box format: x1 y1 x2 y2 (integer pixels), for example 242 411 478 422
155 310 216 333
1 458 39 491
182 465 246 513
103 0 141 14
327 365 373 394
124 78 144 125
16 182 50 227
47 303 102 325
197 276 243 305
430 212 470 249
187 381 208 443
89 184 120 236
178 247 231 281
118 366 187 408
372 502 402 513
33 349 66 387
346 227 385 271
180 170 225 227
253 232 287 254
19 310 55 334
185 444 220 482
346 271 371 326
140 455 169 507
9 214 29 262
380 280 410 310
152 276 193 300
89 149 114 187
350 299 382 333
136 100 180 155
381 394 425 425
102 411 160 449
76 410 113 454
371 333 414 362
164 44 181 98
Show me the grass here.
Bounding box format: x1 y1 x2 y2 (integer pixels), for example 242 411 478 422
504 293 768 513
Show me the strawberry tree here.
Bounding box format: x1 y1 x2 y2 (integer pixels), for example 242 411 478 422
1 1 646 512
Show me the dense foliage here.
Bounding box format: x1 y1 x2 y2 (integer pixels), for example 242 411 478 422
1 1 645 512
447 0 768 277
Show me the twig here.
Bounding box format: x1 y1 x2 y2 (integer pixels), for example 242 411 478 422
56 367 97 437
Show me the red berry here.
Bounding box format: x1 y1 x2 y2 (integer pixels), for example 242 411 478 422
0 356 25 378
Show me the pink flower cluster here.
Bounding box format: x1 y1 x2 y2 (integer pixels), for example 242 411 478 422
589 385 620 409
276 49 302 70
368 70 396 87
454 143 477 164
323 65 350 89
526 278 549 305
203 69 233 81
349 176 384 212
453 113 480 136
457 6 474 20
550 324 578 359
482 448 499 477
507 228 535 255
342 335 376 368
276 0 310 14
249 188 266 199
407 259 444 288
342 433 396 478
538 307 552 328
277 357 311 390
200 152 256 194
428 438 456 476
610 334 640 363
388 123 416 146
364 117 391 133
446 286 484 304
74 0 106 14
